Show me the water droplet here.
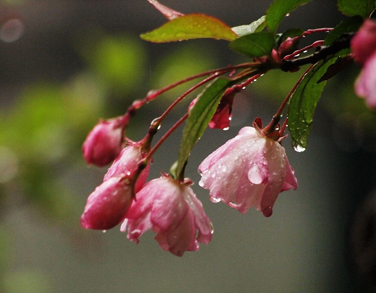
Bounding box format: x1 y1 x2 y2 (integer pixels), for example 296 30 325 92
210 222 214 234
262 207 273 217
210 197 221 203
211 173 216 178
248 164 266 184
222 127 229 131
198 180 204 187
293 143 306 152
286 13 290 17
221 165 227 172
102 230 107 233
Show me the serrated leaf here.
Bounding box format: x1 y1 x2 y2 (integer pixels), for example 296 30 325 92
266 0 313 33
288 58 337 150
324 15 363 45
174 78 232 178
140 14 238 43
232 15 266 37
229 31 275 57
337 0 376 18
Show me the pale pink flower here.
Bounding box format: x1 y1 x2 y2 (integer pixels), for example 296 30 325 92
198 126 298 216
104 145 150 193
351 19 376 65
82 118 124 166
355 51 376 109
80 177 133 230
121 176 212 257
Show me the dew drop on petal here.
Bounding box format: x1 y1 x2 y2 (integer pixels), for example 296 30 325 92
210 196 221 203
221 165 227 172
262 206 273 217
248 164 265 184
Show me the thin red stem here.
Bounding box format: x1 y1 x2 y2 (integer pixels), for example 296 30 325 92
283 40 325 61
262 64 315 135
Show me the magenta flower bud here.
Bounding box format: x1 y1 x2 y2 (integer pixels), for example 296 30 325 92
351 19 376 65
82 119 124 167
121 176 213 257
208 87 238 130
198 126 298 217
80 177 134 230
103 145 150 193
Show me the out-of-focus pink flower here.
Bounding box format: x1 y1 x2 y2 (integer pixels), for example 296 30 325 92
121 176 212 257
351 19 376 65
355 51 376 109
198 126 297 216
80 177 133 230
104 145 150 193
82 119 124 167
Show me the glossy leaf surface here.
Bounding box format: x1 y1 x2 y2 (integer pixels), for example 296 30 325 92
141 14 237 43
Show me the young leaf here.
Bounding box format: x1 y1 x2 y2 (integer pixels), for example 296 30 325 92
324 15 363 46
232 15 266 37
140 14 238 43
229 31 275 57
288 58 337 150
174 78 232 178
337 0 376 18
266 0 313 33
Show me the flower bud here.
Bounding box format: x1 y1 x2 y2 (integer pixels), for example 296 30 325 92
82 119 124 167
80 177 133 230
351 19 376 65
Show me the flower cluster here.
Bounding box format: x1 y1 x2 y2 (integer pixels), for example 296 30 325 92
80 0 376 257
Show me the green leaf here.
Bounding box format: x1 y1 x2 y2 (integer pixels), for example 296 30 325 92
337 0 376 17
232 15 266 37
277 28 304 47
229 31 275 57
288 58 337 150
324 15 363 45
266 0 313 33
140 14 237 43
174 78 232 178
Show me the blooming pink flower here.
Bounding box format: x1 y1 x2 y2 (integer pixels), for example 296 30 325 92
82 118 124 167
351 19 376 65
121 176 212 256
198 126 298 216
103 145 150 193
80 176 134 230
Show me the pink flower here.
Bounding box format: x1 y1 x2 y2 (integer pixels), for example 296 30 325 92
80 176 134 230
351 19 376 65
121 176 213 256
104 145 150 193
198 126 298 216
355 51 376 109
82 118 124 167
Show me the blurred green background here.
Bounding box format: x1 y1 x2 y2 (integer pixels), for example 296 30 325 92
1 0 376 292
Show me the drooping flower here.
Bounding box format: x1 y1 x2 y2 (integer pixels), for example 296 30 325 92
121 175 212 257
80 176 134 230
351 19 376 65
82 118 124 167
103 144 150 193
198 126 297 216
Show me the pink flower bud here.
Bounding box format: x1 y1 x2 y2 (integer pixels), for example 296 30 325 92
198 126 298 216
80 177 134 230
82 119 124 167
351 19 376 65
121 176 212 257
208 87 238 130
103 145 150 193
